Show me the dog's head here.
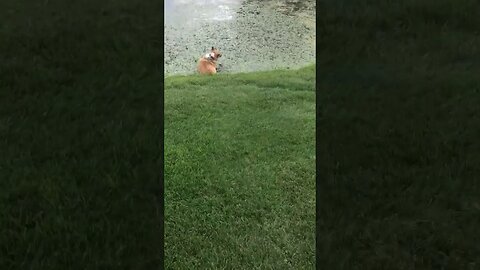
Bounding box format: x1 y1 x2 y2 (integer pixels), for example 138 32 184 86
210 47 222 60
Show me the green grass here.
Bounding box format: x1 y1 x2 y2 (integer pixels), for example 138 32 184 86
164 65 316 269
4 0 480 268
0 1 162 269
318 0 480 268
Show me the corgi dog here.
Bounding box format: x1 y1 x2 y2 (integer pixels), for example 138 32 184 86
197 47 222 75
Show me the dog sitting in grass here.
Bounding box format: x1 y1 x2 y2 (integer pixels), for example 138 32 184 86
197 47 222 75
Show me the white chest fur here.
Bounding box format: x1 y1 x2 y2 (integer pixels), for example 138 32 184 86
204 52 215 60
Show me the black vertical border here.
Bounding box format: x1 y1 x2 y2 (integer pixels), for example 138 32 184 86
160 1 165 269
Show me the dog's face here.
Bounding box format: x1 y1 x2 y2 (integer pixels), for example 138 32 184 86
210 47 222 60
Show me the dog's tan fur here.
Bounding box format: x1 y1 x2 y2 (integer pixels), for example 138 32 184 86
197 47 222 75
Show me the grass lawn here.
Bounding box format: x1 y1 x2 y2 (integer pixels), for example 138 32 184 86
164 65 316 269
4 0 480 269
318 0 480 268
1 1 163 269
